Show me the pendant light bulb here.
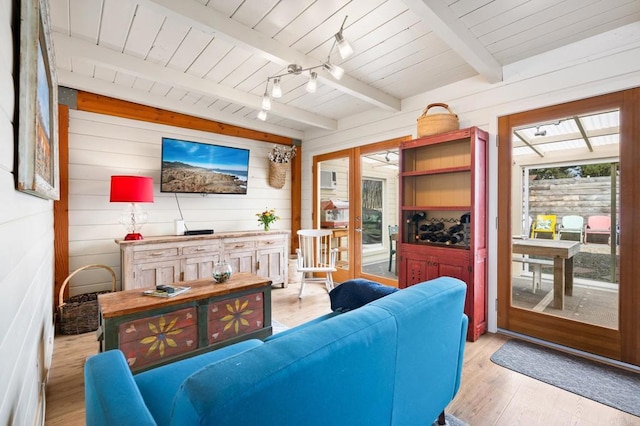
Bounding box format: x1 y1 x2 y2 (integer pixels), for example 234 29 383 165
272 78 282 98
262 92 271 111
258 109 267 121
335 32 354 59
325 63 344 80
306 72 318 93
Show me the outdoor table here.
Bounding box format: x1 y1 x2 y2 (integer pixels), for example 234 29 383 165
512 239 581 310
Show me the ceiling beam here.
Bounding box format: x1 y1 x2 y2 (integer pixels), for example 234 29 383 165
139 0 401 112
53 34 336 130
57 70 305 140
514 131 544 157
573 116 594 152
401 0 503 84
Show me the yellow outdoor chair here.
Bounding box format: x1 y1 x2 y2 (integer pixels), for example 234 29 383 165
531 214 557 239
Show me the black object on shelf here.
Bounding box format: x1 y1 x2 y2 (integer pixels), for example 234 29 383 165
184 229 214 235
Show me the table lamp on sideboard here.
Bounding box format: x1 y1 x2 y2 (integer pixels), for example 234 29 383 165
110 175 154 240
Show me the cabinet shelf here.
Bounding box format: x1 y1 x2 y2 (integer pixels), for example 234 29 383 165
398 126 488 342
401 165 471 177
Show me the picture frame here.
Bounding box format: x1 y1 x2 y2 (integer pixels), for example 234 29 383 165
16 0 59 200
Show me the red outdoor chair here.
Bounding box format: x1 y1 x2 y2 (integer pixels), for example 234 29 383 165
584 215 611 244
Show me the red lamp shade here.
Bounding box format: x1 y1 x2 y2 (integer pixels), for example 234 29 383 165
110 176 154 240
110 176 154 203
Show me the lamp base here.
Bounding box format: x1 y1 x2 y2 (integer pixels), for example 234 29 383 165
124 233 144 241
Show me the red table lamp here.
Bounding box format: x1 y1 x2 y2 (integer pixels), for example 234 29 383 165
110 176 154 240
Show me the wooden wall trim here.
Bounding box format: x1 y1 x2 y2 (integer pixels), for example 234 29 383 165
54 104 69 311
75 91 294 145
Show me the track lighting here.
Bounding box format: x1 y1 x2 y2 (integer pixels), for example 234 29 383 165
534 126 547 137
258 16 353 121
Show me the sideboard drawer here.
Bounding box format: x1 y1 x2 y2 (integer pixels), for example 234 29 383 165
257 237 285 248
224 239 257 252
182 243 220 256
134 247 179 261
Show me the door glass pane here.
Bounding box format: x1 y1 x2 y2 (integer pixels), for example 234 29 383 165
511 110 620 329
319 158 349 272
360 150 399 280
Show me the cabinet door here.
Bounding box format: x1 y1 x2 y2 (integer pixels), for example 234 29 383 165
182 254 221 281
257 247 284 284
132 260 181 289
432 255 470 284
226 250 256 274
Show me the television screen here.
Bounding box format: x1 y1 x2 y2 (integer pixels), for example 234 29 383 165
160 137 250 194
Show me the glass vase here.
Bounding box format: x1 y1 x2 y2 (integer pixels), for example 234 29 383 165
212 261 232 283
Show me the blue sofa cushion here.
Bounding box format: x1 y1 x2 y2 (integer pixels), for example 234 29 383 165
134 339 263 425
329 278 398 312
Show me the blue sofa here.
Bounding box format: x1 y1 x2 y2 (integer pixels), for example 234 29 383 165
84 277 468 426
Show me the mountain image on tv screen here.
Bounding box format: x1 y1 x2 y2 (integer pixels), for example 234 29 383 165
160 138 250 194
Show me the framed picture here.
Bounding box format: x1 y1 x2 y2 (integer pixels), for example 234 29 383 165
16 0 59 200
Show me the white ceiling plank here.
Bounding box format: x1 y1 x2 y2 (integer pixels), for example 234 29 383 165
99 0 137 51
57 69 305 140
202 47 252 84
185 37 235 78
93 65 117 83
138 0 401 111
54 33 337 130
228 0 280 29
167 29 215 73
49 0 70 35
68 0 103 43
146 18 190 66
401 0 503 83
122 4 165 59
114 72 136 88
251 0 316 38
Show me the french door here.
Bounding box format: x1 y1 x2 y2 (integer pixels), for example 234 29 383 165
313 137 409 286
497 89 640 366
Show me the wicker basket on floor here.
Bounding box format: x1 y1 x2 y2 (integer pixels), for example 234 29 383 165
416 103 459 137
56 264 116 335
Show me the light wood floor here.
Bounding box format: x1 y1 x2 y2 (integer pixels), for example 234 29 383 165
45 282 637 425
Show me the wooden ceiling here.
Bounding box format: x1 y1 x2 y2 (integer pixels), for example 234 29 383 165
50 0 640 139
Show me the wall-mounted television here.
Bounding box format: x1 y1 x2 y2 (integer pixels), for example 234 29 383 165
160 137 250 194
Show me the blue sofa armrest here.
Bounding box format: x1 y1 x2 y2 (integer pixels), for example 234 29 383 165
454 314 469 395
85 350 156 426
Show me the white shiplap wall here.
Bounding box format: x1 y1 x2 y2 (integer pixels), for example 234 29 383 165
67 110 292 295
301 22 640 334
0 0 55 423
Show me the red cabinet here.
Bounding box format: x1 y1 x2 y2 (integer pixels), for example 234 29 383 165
398 127 488 341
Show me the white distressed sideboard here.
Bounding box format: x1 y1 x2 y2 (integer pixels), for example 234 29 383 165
117 231 289 290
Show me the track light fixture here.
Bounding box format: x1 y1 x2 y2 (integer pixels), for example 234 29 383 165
258 15 353 120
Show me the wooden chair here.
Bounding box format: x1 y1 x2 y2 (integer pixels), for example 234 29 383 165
558 215 584 242
584 215 611 244
388 225 398 272
530 214 557 239
296 229 338 298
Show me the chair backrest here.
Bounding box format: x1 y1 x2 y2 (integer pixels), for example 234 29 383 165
534 214 556 232
587 215 611 230
297 229 335 269
561 215 584 230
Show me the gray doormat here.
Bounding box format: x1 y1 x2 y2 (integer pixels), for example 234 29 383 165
491 339 640 417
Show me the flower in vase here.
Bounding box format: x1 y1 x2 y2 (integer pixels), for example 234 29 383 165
256 208 279 230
